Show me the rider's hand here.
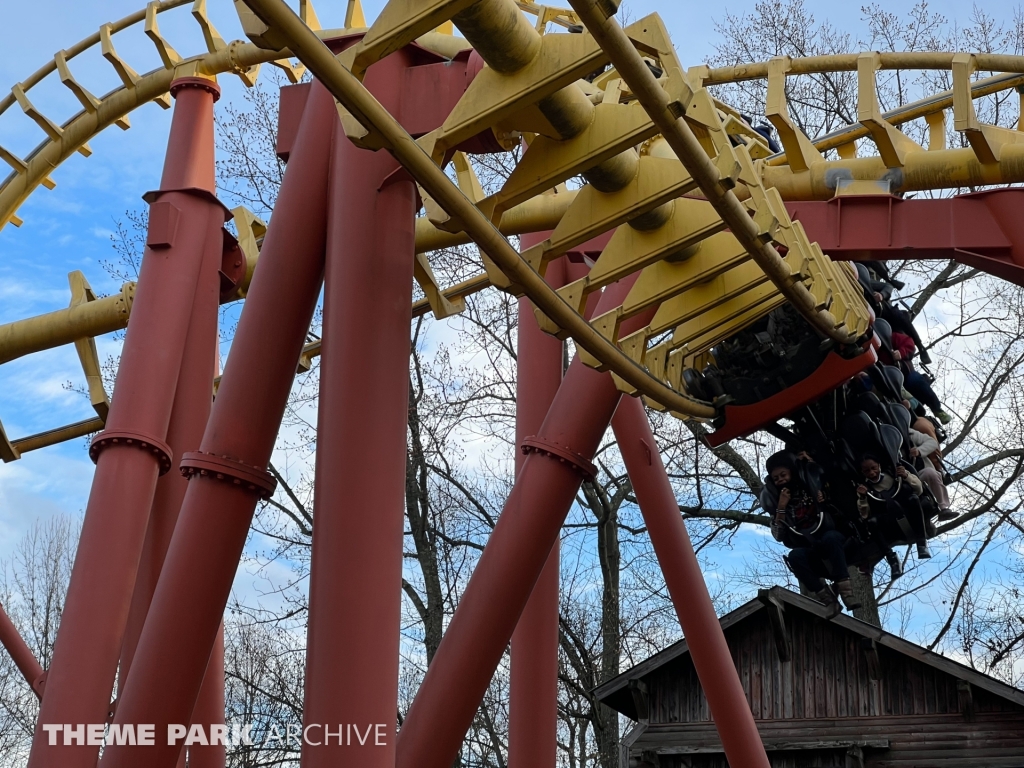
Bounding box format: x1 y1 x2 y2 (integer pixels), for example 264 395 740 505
896 465 909 479
892 350 902 361
910 447 920 457
856 484 868 497
816 490 825 503
778 488 791 507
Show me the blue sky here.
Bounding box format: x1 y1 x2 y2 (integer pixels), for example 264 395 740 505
1 0 1020 631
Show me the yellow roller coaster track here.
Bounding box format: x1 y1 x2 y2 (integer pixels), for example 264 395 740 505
4 0 1024 459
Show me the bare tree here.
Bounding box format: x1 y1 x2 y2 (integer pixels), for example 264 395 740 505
223 611 306 767
0 516 79 768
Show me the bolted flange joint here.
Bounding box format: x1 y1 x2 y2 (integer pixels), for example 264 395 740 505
520 436 597 481
179 451 277 499
89 429 174 475
169 76 221 101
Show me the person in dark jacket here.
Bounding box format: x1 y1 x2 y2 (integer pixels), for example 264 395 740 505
764 452 859 610
857 454 932 560
879 330 951 424
855 261 933 365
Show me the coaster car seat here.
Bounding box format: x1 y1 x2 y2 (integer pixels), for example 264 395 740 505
865 363 904 402
874 318 894 353
880 365 904 397
885 401 912 452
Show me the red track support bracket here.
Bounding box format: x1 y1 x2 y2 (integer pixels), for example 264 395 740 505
788 188 1024 288
89 429 173 475
520 436 598 480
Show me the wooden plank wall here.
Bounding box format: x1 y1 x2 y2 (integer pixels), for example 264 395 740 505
657 754 845 768
639 610 1024 767
636 713 1024 767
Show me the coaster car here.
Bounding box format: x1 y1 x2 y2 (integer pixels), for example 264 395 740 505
683 304 877 447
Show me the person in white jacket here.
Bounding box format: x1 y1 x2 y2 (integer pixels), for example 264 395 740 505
908 428 957 521
857 455 932 559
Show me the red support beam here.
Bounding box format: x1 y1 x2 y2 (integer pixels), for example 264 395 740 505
189 623 226 768
300 45 418 768
98 79 338 768
612 396 770 768
509 237 566 768
788 188 1024 287
117 113 225 768
119 247 219 682
0 600 44 699
29 77 228 768
396 275 649 768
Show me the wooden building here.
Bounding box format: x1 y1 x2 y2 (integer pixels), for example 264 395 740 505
596 587 1024 768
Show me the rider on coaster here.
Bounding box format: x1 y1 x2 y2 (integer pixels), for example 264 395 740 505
765 451 859 611
857 453 932 560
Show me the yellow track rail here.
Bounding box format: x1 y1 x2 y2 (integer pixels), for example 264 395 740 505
0 0 472 231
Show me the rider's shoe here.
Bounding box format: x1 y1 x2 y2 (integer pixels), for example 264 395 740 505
885 551 903 581
836 579 862 611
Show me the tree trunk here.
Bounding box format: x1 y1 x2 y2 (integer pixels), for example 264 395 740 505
848 566 881 628
406 380 446 663
593 483 621 768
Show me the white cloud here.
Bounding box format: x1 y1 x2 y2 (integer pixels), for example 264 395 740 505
0 449 93 562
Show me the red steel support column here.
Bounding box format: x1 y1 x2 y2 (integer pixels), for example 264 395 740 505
120 264 220 681
117 113 225 768
99 80 338 768
508 240 565 768
397 276 648 768
0 601 44 698
611 396 769 768
188 344 227 768
29 77 227 768
300 47 417 768
188 623 226 768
